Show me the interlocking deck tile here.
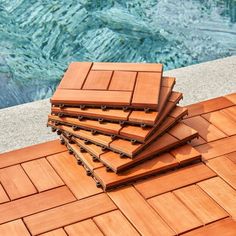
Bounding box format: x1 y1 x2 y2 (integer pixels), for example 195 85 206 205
148 192 202 234
174 185 228 224
195 135 236 160
24 193 116 235
40 228 67 236
206 156 236 189
0 184 9 204
0 186 75 224
0 140 66 168
134 163 216 199
22 158 64 192
64 219 103 236
47 152 102 199
93 210 139 236
226 152 236 164
185 96 234 118
221 106 236 122
0 219 30 236
183 115 227 142
182 218 236 236
0 165 37 200
198 177 236 219
202 110 236 136
225 93 236 104
108 186 174 236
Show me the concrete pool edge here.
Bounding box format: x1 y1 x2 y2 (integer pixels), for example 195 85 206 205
1 56 236 153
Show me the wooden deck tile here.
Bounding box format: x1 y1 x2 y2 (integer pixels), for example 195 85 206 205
134 163 216 199
225 93 236 104
0 219 30 236
226 152 236 164
0 165 37 200
202 110 236 136
108 71 137 91
65 219 103 236
24 193 116 235
92 62 163 72
183 115 227 142
0 184 9 204
221 106 236 122
195 135 236 160
148 192 202 234
198 177 236 218
22 158 64 192
186 96 234 118
0 186 75 224
108 186 174 236
40 228 67 236
58 62 92 89
47 152 102 199
174 185 228 224
0 140 66 169
206 155 236 189
94 210 139 236
182 218 236 236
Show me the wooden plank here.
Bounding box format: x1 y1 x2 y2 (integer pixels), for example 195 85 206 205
206 155 236 189
162 76 175 87
0 165 37 200
0 184 9 204
221 106 236 122
22 158 64 192
174 185 228 224
148 192 202 234
24 193 116 235
108 186 174 236
47 152 102 199
40 228 67 236
170 144 201 164
202 110 236 136
58 62 92 89
198 177 236 218
186 96 234 118
0 186 75 224
0 219 30 236
134 163 216 199
0 140 66 168
195 135 236 160
225 92 236 104
94 210 139 236
226 152 236 164
83 70 113 90
131 72 162 108
92 62 163 72
51 89 132 106
64 219 103 236
108 71 137 91
183 116 227 142
182 218 236 236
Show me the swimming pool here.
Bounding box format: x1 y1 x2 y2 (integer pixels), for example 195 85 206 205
0 0 236 108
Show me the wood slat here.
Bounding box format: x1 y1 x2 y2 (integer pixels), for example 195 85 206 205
148 192 202 234
226 152 236 164
83 70 113 90
134 163 216 199
22 158 64 192
92 62 163 72
0 140 66 169
131 72 162 108
64 219 103 236
0 184 9 204
221 106 236 122
174 185 228 224
40 228 67 236
0 186 75 224
94 210 139 236
198 177 236 218
24 193 116 235
0 219 30 236
108 186 174 236
58 62 92 89
225 93 236 104
47 152 102 199
108 71 137 91
0 165 37 200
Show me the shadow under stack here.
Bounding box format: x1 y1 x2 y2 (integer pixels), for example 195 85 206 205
48 62 200 190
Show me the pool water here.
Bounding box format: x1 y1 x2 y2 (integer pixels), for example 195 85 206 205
0 0 236 108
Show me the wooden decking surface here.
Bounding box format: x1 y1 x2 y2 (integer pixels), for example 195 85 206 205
0 93 236 235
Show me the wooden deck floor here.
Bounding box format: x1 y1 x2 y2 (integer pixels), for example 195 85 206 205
0 93 236 235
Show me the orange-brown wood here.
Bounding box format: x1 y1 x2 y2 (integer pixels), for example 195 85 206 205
0 219 30 236
0 184 9 204
40 228 67 236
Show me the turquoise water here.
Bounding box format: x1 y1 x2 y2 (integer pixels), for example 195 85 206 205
0 0 236 108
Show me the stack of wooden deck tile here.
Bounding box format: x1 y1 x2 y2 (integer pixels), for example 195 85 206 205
47 62 201 190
